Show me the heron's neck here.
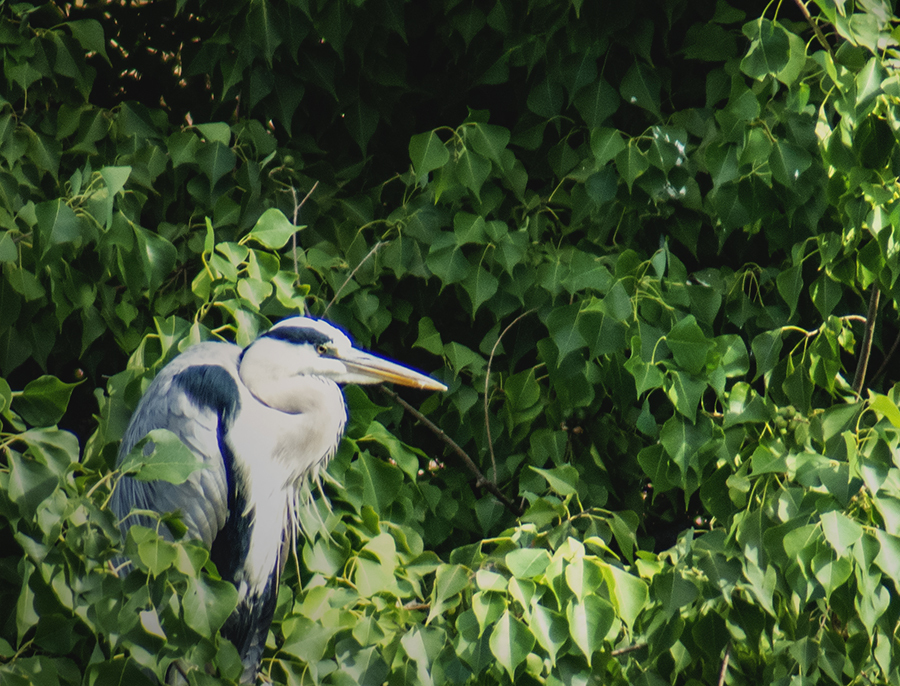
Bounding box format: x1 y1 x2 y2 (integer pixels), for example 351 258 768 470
238 345 337 415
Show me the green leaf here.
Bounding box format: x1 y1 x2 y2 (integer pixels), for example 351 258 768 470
590 128 626 168
565 557 603 600
810 274 842 319
196 141 236 185
666 371 706 423
462 265 498 314
426 234 471 284
527 79 564 118
856 57 885 111
0 377 10 414
489 610 535 678
870 392 900 428
473 591 506 635
35 199 82 254
100 165 132 198
575 79 619 127
776 264 802 316
67 19 111 65
244 208 299 250
528 604 567 665
666 315 713 375
620 63 661 118
351 452 402 514
0 232 17 263
599 562 649 629
336 644 389 686
566 595 614 664
740 19 791 80
466 123 511 165
660 414 711 481
183 576 238 637
428 564 471 624
820 510 863 557
530 464 580 497
7 451 58 518
133 226 177 296
783 357 813 414
546 303 587 361
15 563 39 643
615 143 650 192
457 147 491 199
13 375 81 427
752 330 783 380
247 0 282 64
812 552 852 597
413 317 443 356
770 140 812 187
505 548 551 578
282 617 340 665
194 122 232 145
118 429 209 484
345 98 379 154
410 130 450 178
354 550 399 597
625 356 665 395
137 534 177 576
716 335 750 377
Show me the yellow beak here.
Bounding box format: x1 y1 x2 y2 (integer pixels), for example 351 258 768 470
336 348 448 391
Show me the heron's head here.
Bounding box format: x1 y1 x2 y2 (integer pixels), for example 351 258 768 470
239 317 447 401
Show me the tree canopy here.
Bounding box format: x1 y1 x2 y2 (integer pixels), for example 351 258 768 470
3 0 900 684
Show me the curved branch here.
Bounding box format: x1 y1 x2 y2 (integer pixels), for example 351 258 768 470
289 181 319 276
381 386 524 517
792 0 833 56
484 309 536 482
852 286 880 397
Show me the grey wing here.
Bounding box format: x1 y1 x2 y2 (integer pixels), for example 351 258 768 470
112 342 242 549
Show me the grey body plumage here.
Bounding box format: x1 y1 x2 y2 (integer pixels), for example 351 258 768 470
111 317 446 683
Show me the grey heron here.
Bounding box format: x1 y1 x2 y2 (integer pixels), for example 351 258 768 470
111 316 446 683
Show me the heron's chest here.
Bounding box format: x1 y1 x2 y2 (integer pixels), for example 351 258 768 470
227 383 347 489
221 384 347 593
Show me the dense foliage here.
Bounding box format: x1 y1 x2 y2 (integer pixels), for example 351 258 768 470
3 0 900 683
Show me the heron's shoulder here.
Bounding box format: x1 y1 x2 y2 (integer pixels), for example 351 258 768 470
155 343 241 417
167 341 242 369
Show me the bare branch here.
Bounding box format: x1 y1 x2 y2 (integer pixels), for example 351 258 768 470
324 241 386 316
484 310 536 482
870 326 900 388
289 181 319 276
793 0 833 55
611 643 647 657
717 643 731 686
380 386 524 517
853 286 880 397
402 601 430 611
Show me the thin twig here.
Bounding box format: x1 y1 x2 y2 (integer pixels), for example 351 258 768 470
484 310 536 482
290 181 319 276
323 241 386 316
792 0 833 55
870 327 900 388
380 386 524 517
611 643 647 657
853 286 880 397
717 643 731 686
402 601 430 611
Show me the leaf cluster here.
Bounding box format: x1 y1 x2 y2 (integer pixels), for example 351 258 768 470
4 0 900 685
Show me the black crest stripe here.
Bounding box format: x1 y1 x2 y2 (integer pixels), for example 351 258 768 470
262 326 332 347
173 365 241 427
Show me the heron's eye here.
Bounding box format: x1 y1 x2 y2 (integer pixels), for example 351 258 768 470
316 344 329 355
